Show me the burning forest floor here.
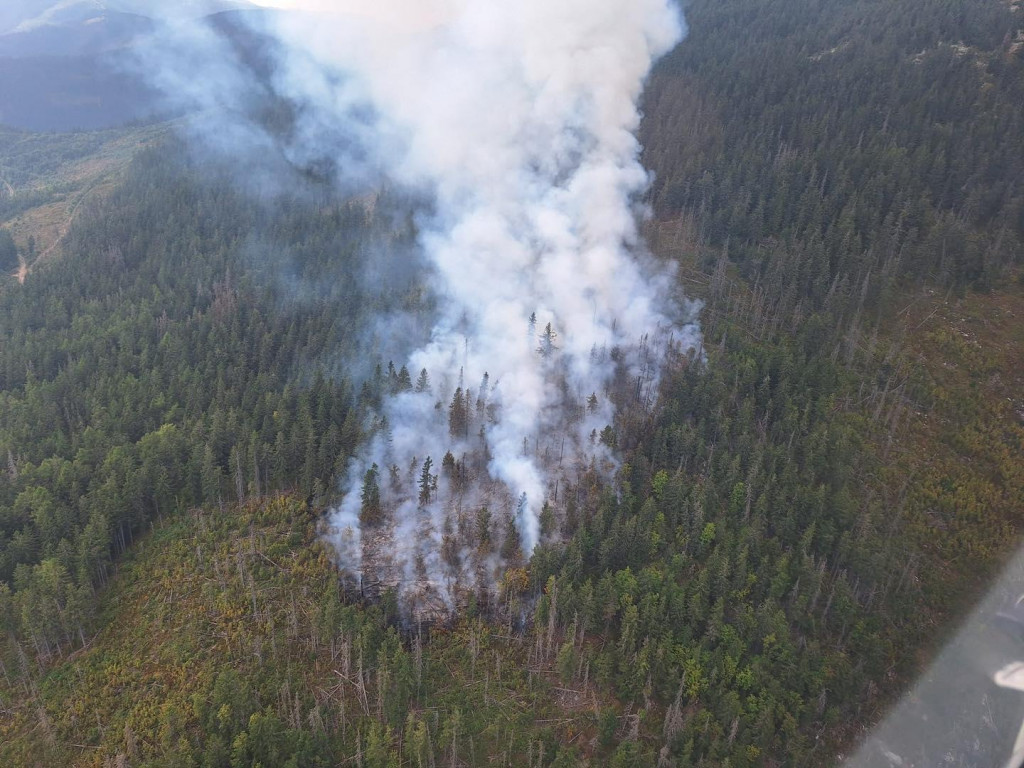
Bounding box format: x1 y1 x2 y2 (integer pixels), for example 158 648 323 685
354 460 616 622
328 331 698 623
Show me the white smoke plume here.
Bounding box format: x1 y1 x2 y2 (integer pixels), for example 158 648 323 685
137 0 702 616
282 0 702 615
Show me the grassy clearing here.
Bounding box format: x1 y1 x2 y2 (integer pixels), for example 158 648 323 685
0 124 166 281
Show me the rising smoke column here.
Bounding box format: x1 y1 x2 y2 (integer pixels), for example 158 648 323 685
266 0 702 612
134 0 701 614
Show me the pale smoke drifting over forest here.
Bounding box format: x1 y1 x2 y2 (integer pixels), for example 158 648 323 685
286 0 702 614
141 0 702 614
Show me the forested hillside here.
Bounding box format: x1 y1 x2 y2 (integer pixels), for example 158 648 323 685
0 124 166 281
1 0 1022 766
0 143 423 661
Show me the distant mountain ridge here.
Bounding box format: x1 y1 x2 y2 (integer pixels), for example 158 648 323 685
0 1 257 36
0 10 153 58
0 1 263 132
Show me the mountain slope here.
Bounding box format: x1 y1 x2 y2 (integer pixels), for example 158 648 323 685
0 0 1022 766
0 1 256 36
0 2 263 131
0 11 153 58
0 123 165 282
0 495 595 768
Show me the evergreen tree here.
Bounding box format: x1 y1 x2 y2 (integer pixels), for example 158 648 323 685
418 457 435 506
360 464 382 526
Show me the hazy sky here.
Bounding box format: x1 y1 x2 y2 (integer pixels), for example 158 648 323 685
255 0 464 33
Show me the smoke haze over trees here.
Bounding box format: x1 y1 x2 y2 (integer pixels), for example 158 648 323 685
125 0 704 613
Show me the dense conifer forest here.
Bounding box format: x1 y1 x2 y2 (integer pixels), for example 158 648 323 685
0 0 1022 765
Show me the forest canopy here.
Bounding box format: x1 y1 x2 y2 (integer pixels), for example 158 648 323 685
0 0 1022 765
